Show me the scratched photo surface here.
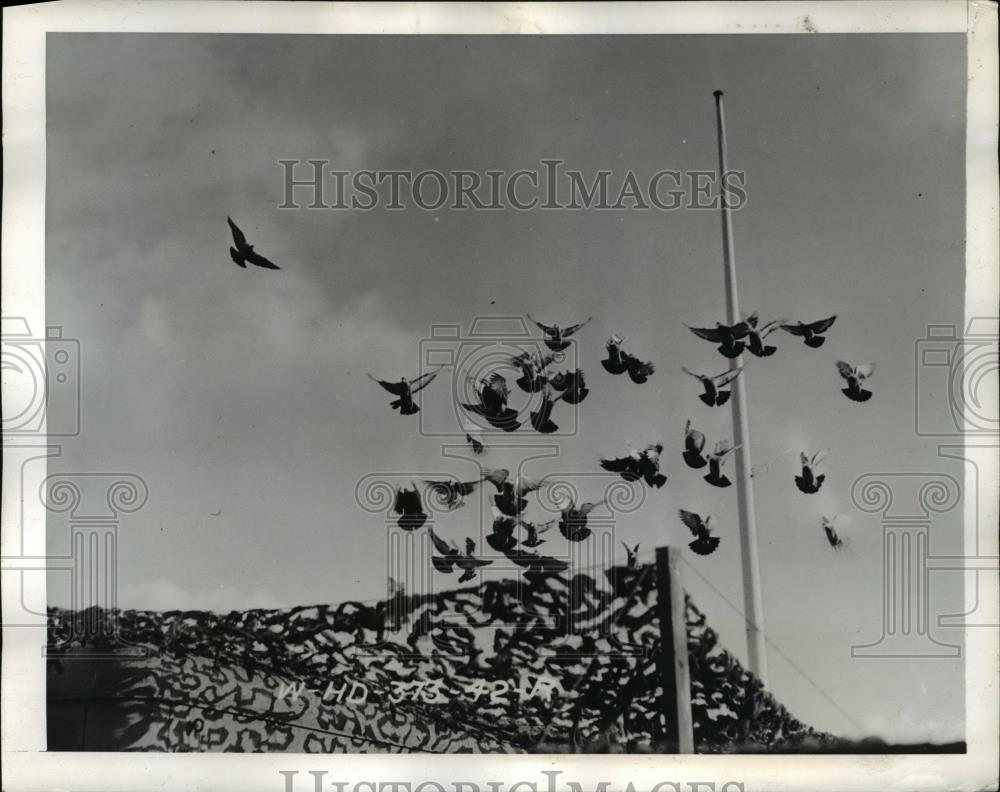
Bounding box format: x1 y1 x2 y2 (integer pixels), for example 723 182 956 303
44 33 968 753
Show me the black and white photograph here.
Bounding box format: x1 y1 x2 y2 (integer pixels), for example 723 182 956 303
2 2 998 791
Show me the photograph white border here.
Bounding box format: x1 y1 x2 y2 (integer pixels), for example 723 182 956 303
2 2 997 790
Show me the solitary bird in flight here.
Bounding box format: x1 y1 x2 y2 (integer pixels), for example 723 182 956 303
520 518 554 548
821 516 850 551
462 372 521 431
465 433 485 455
368 369 441 415
558 498 605 542
781 315 837 348
393 484 427 531
494 475 544 517
795 450 827 494
549 369 589 404
486 516 519 552
746 315 784 357
687 318 752 358
428 531 492 582
528 314 592 352
679 510 720 556
626 355 656 385
227 217 281 270
836 360 876 402
602 335 631 375
622 541 641 570
682 365 744 406
683 420 709 469
704 440 741 488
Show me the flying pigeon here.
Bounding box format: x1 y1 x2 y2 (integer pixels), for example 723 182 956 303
227 217 281 270
465 433 485 455
511 351 556 393
626 356 656 384
781 315 837 348
428 528 460 566
368 369 441 415
746 315 784 357
679 510 720 556
558 499 605 542
622 541 640 570
600 444 667 488
836 360 876 402
421 476 487 510
462 372 521 431
486 515 519 552
602 335 631 375
455 538 493 582
549 369 589 404
686 319 752 358
527 314 592 352
494 475 544 517
683 419 708 469
822 516 850 551
704 440 741 488
393 484 427 531
530 387 564 434
520 518 554 548
682 365 744 406
795 450 827 494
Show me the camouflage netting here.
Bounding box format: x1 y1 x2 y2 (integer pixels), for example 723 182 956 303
47 563 836 753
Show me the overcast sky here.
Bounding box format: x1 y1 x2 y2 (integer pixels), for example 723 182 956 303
46 32 967 743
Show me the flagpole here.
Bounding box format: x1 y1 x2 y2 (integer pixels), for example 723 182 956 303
713 89 769 684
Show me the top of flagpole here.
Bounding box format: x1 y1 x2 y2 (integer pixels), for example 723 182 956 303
713 89 724 98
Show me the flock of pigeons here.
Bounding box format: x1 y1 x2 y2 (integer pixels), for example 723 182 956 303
223 218 868 567
362 308 873 572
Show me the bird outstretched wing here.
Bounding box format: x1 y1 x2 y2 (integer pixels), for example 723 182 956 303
687 325 726 343
600 456 639 474
714 366 744 387
368 374 407 395
428 528 459 557
685 420 706 452
780 321 810 337
247 250 281 270
806 315 837 334
681 366 706 382
835 360 855 380
562 317 592 337
526 314 557 334
227 217 248 249
410 368 441 393
759 318 784 337
678 509 705 534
